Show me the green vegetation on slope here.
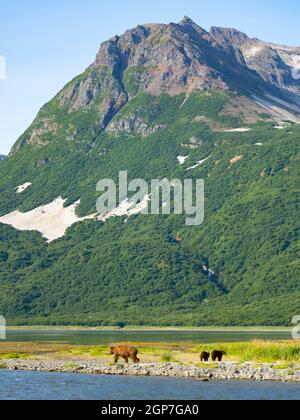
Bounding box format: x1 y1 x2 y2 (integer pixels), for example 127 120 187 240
0 91 299 326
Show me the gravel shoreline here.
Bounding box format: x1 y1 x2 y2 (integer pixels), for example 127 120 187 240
2 360 300 382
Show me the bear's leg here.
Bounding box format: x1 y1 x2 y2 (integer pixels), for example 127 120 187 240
114 354 119 364
131 353 139 364
132 351 138 364
123 357 129 364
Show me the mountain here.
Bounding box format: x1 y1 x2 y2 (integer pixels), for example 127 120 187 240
0 155 6 161
9 16 300 157
210 27 300 97
0 17 299 326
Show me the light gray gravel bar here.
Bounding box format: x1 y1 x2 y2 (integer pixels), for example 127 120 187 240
2 360 300 382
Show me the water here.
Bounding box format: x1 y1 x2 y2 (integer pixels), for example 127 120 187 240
0 370 299 400
5 329 291 346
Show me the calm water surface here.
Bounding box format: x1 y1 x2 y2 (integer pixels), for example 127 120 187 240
5 330 291 345
0 370 299 400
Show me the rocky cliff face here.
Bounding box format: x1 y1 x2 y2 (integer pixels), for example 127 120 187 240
93 18 229 96
210 26 300 98
91 16 292 100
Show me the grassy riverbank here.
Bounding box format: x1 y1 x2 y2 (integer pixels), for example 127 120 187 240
1 340 300 383
1 340 299 365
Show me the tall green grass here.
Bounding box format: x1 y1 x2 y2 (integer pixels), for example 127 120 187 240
194 341 300 363
62 341 300 363
0 353 28 360
161 351 175 363
66 346 109 357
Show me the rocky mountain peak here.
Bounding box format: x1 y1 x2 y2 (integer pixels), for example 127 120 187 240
179 16 196 25
12 18 300 153
178 16 208 32
90 19 235 99
89 18 300 106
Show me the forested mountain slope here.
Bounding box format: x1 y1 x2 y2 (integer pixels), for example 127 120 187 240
0 18 299 326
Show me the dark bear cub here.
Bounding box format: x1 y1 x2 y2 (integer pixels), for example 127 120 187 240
200 351 210 362
212 350 226 362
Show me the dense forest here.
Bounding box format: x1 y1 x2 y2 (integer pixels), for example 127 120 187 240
0 90 299 326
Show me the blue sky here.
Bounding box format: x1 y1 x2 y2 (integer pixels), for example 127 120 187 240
1 0 299 154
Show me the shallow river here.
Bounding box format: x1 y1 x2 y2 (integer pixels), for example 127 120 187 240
0 370 299 400
5 329 291 345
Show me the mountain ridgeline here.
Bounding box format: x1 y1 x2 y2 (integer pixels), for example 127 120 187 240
0 17 299 326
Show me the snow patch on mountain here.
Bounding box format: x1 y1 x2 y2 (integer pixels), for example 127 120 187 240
177 156 189 165
101 195 150 221
0 198 88 242
220 128 251 133
187 156 210 171
274 121 290 129
244 46 263 58
15 183 32 194
279 52 300 80
0 195 150 242
291 55 300 80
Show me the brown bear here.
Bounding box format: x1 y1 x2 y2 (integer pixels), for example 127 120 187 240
212 350 226 362
110 345 140 364
200 352 210 362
